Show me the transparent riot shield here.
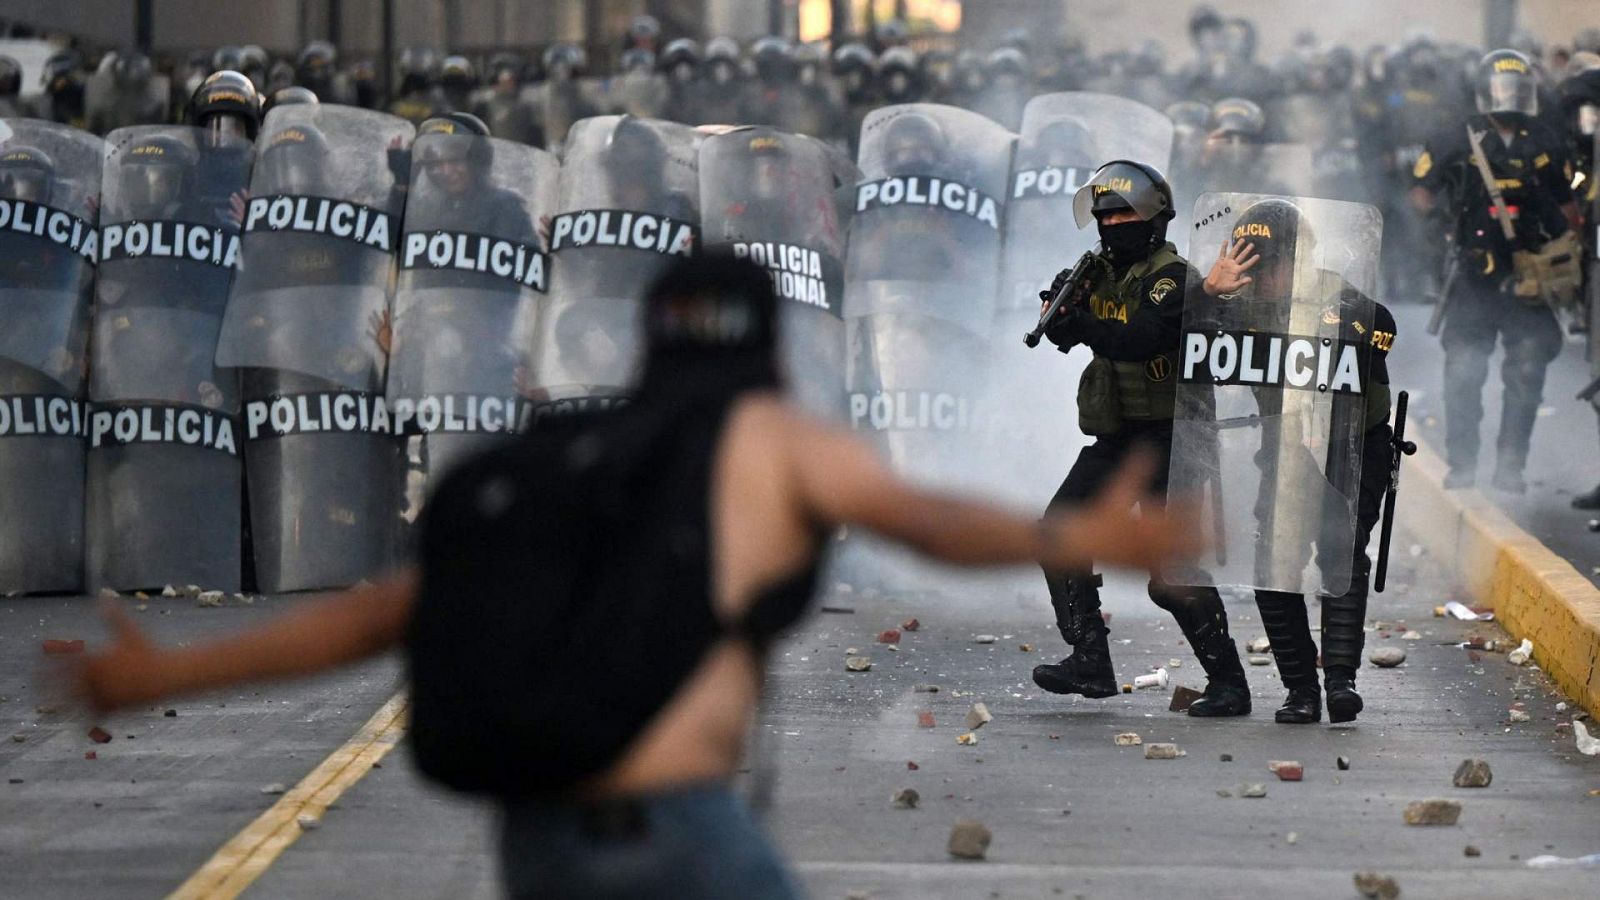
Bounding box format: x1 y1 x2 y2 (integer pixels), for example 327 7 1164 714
1173 143 1316 255
525 116 700 423
0 119 102 593
700 128 848 419
844 103 1014 486
389 133 558 482
1167 193 1383 596
86 125 253 591
217 105 415 593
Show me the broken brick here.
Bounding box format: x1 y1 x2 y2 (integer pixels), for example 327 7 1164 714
901 618 920 632
1270 761 1304 781
41 639 85 655
87 727 112 744
1402 799 1462 826
876 629 901 644
1169 685 1204 713
917 711 936 729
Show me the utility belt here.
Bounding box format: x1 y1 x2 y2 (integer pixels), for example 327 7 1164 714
1077 353 1176 437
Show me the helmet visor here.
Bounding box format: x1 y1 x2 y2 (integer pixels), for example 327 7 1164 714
1072 167 1167 228
1480 71 1538 115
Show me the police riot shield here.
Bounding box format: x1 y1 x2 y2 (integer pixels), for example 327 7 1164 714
526 116 700 421
389 132 558 482
1167 194 1383 596
699 128 848 419
0 119 101 593
1174 144 1316 255
86 125 252 591
218 105 415 593
844 104 1014 486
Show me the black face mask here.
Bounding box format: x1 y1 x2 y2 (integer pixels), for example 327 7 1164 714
1097 218 1157 264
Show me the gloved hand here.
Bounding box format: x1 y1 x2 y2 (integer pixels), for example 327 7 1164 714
1039 266 1074 303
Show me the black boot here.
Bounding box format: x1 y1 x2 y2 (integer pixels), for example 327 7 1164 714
1033 575 1117 699
1157 585 1250 717
1572 483 1600 510
1256 591 1321 724
1321 590 1367 723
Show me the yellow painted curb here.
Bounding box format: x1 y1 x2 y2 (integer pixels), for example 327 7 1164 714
167 691 409 900
1395 437 1600 716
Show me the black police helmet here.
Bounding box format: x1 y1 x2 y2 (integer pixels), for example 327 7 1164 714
661 38 702 71
1071 160 1176 239
629 15 662 44
417 112 493 171
1229 198 1316 267
1477 49 1538 117
190 70 263 138
297 40 337 72
1210 97 1266 138
0 56 20 96
440 55 476 88
832 42 875 75
0 144 56 203
263 85 319 118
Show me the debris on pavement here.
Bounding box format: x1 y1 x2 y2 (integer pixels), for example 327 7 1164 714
973 634 997 644
947 819 992 860
160 585 178 597
1220 753 1233 762
1507 639 1534 666
901 618 920 632
1369 647 1407 667
1464 845 1481 857
1452 759 1492 788
876 629 901 644
956 733 978 746
1018 643 1033 652
1507 708 1531 724
1169 685 1204 712
1240 784 1267 798
965 703 992 730
96 587 118 599
1216 789 1232 798
1168 658 1183 668
164 709 176 718
1400 630 1422 641
906 761 919 771
891 788 920 810
1353 871 1400 899
1574 720 1600 756
1444 601 1493 621
1269 761 1304 781
1402 799 1462 826
1246 636 1271 653
261 783 287 795
1144 743 1183 760
41 639 84 654
197 591 225 608
845 647 860 656
295 814 320 831
87 727 112 744
1113 733 1142 746
845 657 872 672
917 711 936 729
1120 684 1134 694
1337 756 1351 771
1285 832 1298 845
1247 655 1272 666
1133 668 1169 690
914 684 940 693
1525 852 1600 868
819 606 854 614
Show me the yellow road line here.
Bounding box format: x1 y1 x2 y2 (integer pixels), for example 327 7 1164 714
168 691 409 900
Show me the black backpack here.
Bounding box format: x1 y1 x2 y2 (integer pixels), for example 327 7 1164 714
405 403 727 798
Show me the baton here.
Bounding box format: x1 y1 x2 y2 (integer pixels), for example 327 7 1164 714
1373 391 1418 593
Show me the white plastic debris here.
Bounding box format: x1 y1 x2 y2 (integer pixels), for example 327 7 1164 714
1444 601 1493 622
1133 668 1170 690
1575 720 1600 756
1507 639 1534 666
1246 636 1271 653
974 635 997 644
1525 853 1600 868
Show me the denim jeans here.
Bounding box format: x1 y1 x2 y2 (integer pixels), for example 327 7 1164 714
498 782 802 899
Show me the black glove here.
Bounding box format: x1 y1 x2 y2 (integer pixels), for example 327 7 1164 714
387 146 412 186
1038 266 1074 303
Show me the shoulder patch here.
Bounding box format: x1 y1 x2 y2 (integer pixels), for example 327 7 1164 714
1148 277 1177 306
1321 306 1341 326
1412 150 1433 180
1533 152 1550 170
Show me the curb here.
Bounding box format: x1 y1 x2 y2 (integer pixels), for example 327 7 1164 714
1395 436 1600 716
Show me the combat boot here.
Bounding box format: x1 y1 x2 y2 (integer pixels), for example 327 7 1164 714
1033 574 1117 698
1490 462 1526 495
1160 586 1250 717
1256 591 1321 723
1321 590 1368 723
1573 483 1600 510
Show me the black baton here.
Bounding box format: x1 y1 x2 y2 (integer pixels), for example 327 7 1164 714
1373 390 1418 593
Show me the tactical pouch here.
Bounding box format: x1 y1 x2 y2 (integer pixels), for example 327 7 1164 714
1512 229 1583 311
1077 356 1123 436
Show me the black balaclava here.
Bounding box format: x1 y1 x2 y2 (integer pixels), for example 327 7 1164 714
1097 215 1157 267
637 249 782 401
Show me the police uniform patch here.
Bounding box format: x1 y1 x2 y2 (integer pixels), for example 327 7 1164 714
1148 277 1177 306
1321 306 1341 326
1145 356 1171 382
1533 152 1550 170
1412 151 1432 180
1351 320 1367 335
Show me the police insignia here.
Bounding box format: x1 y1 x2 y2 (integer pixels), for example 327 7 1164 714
1148 277 1177 305
1412 151 1432 180
1321 306 1341 325
1352 320 1367 335
1145 356 1171 382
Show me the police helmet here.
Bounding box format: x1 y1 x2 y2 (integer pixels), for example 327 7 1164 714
263 85 319 118
0 145 55 204
212 46 245 74
661 38 702 72
876 19 910 48
1188 5 1225 40
239 45 270 77
260 123 332 193
111 50 153 86
543 42 588 77
1071 160 1176 237
43 50 82 93
629 15 662 45
620 47 656 74
882 112 947 176
119 134 195 214
705 37 741 65
752 36 794 81
0 56 21 96
1477 49 1538 117
190 70 262 140
607 116 666 171
399 47 442 84
1577 28 1600 55
986 47 1030 78
297 40 337 72
1210 97 1266 138
1229 198 1317 278
488 52 524 82
879 46 918 75
417 112 493 172
440 55 476 89
831 42 875 76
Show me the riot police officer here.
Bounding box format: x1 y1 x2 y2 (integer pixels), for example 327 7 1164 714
1032 161 1251 717
1203 199 1398 723
408 113 535 255
1411 50 1582 493
831 42 876 156
0 55 22 118
698 37 745 125
439 55 477 113
877 46 921 106
659 38 703 125
741 36 796 127
390 47 445 126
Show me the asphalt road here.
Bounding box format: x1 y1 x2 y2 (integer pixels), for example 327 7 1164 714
2 540 1597 899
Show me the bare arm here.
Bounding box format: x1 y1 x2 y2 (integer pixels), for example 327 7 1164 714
75 570 419 713
783 412 1199 573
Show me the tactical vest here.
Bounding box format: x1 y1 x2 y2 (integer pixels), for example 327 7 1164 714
1077 242 1184 436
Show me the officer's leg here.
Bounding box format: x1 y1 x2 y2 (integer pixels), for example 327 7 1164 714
1575 411 1600 510
1032 437 1123 699
1144 426 1249 717
1318 423 1391 723
1440 284 1497 488
1255 590 1320 723
1492 305 1563 493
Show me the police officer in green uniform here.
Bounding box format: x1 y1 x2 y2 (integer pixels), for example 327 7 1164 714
1031 161 1251 717
1410 49 1583 493
1203 199 1398 724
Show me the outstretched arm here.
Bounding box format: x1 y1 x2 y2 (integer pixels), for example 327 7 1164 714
75 570 419 713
